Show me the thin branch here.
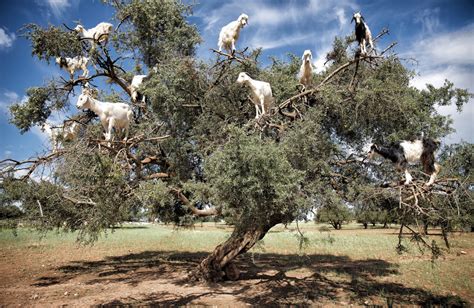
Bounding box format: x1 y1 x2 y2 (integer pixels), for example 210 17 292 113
170 188 219 217
63 194 97 206
210 49 249 64
143 173 170 180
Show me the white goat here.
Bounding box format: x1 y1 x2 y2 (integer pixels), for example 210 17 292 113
76 89 133 144
298 50 314 89
130 74 148 103
218 14 249 54
41 123 61 152
62 121 81 141
352 12 374 55
55 56 89 79
41 121 80 151
236 72 273 119
74 22 113 46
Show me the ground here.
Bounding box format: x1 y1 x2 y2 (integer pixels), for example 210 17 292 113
0 223 472 306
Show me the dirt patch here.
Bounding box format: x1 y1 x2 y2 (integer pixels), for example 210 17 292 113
0 245 468 306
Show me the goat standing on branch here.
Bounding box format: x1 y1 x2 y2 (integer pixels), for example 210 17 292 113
41 121 81 152
298 50 314 89
367 138 442 186
74 22 113 46
56 56 89 79
352 12 374 55
236 72 273 119
218 14 249 55
130 74 148 103
76 88 133 145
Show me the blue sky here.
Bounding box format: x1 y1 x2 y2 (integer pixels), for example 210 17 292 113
0 0 473 163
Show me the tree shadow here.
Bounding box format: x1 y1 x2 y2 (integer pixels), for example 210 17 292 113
33 250 468 306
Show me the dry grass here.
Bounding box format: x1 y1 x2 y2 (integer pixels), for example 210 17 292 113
0 222 472 306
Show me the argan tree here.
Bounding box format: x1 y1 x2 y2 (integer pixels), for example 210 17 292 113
1 0 472 281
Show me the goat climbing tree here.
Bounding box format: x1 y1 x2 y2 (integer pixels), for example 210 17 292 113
1 0 472 282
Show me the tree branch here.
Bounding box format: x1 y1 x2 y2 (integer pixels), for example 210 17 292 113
171 188 219 217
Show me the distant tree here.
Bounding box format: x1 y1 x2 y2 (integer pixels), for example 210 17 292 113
354 199 397 229
0 0 471 281
316 203 353 230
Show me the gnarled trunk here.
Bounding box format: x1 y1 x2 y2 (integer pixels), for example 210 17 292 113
193 221 276 282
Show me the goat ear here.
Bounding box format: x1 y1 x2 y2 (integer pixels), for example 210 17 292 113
361 16 365 21
351 17 355 23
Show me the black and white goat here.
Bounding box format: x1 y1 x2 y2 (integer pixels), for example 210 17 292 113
56 56 89 79
367 138 441 186
352 12 374 55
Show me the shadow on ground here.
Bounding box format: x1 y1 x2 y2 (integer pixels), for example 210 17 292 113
34 250 467 306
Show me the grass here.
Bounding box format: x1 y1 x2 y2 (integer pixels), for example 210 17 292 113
1 221 473 303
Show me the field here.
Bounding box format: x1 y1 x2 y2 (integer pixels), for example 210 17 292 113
0 222 472 306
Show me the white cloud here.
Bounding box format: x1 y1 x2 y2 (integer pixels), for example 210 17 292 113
0 28 16 49
46 0 71 17
196 0 357 57
34 0 72 19
414 7 440 35
4 91 19 101
406 23 474 144
31 125 52 149
409 24 474 67
247 32 314 51
335 8 347 31
0 90 20 114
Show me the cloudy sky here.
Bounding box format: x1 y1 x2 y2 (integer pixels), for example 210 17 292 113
0 0 472 162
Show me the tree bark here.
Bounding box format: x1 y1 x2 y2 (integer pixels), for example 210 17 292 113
192 221 277 282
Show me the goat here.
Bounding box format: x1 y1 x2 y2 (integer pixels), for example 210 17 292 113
352 12 374 55
55 56 89 79
76 88 133 144
236 72 273 119
218 14 249 54
41 121 80 151
41 123 61 152
62 121 81 141
298 50 314 89
130 74 148 103
367 138 441 186
74 22 113 46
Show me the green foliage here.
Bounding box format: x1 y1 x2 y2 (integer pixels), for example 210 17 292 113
9 84 69 133
423 80 473 112
114 0 201 67
205 126 305 227
4 0 472 250
316 203 353 230
21 24 83 62
0 205 24 220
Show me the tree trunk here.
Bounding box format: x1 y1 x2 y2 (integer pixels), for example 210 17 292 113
363 222 368 229
192 221 277 282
